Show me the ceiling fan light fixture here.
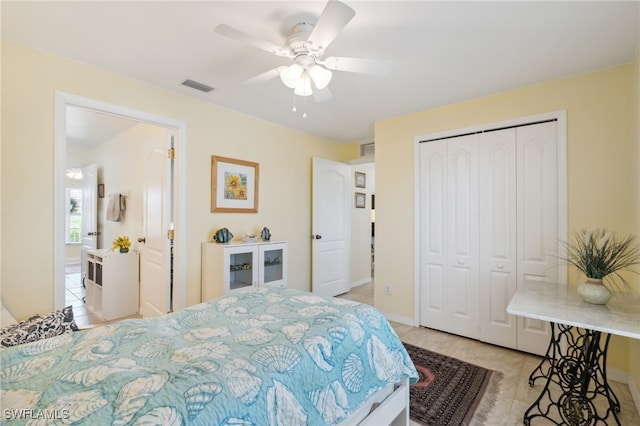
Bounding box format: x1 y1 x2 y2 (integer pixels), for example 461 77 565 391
309 65 332 89
294 75 313 97
280 64 303 89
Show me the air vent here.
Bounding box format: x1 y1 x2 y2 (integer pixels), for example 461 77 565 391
181 79 214 93
360 142 375 157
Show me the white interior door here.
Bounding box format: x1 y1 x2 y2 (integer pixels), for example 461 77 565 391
80 164 98 282
139 131 172 317
312 157 351 297
479 129 517 347
446 135 479 339
419 140 448 329
419 119 560 354
419 135 479 340
516 121 557 355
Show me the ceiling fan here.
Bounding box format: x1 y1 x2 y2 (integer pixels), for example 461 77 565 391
214 0 392 102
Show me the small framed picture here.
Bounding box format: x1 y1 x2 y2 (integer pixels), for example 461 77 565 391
98 184 105 198
355 192 366 208
355 171 366 188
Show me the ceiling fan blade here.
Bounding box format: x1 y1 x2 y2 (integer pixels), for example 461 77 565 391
214 24 291 57
308 1 355 50
313 87 333 103
242 66 287 86
323 56 393 75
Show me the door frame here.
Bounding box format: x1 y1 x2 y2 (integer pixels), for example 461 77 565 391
54 91 187 313
413 110 568 326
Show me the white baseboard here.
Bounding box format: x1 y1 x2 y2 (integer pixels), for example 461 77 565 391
608 367 628 384
381 311 415 327
350 278 372 288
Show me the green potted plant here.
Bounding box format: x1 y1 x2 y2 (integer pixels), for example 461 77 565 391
112 235 132 253
561 228 640 304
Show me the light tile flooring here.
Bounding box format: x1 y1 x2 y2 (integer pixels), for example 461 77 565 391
339 283 640 426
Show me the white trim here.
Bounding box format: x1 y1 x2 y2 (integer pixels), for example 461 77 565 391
607 368 640 416
382 311 415 327
607 367 629 384
350 278 372 288
54 91 187 313
413 110 568 326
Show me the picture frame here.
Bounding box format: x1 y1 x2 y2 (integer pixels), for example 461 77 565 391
355 171 366 188
355 192 366 208
211 155 259 213
98 184 105 198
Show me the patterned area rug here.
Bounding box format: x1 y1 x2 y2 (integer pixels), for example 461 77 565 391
403 342 501 426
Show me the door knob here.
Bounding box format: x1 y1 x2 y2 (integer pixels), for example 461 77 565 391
138 237 146 243
312 234 322 240
87 231 101 236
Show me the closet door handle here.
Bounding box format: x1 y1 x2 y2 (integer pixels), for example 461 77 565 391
312 234 322 240
138 237 146 244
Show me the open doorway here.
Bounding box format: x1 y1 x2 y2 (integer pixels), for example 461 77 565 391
54 92 187 320
348 161 375 287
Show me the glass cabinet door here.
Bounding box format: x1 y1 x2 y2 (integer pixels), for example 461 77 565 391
259 243 288 288
224 246 258 292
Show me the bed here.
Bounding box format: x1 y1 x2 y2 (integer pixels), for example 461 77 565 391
1 287 418 425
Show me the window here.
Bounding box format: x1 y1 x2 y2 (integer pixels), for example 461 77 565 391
66 169 83 244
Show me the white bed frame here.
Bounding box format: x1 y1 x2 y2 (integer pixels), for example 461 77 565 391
340 377 411 426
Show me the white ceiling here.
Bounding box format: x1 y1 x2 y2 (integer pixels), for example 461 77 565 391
66 106 138 146
2 1 639 143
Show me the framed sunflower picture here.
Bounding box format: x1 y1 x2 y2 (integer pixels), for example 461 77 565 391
211 155 259 213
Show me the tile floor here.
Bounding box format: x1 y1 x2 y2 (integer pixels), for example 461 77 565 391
339 283 640 426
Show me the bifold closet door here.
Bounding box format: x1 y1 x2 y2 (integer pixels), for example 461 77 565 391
419 139 448 331
446 136 479 339
515 121 557 355
419 135 479 340
478 129 517 348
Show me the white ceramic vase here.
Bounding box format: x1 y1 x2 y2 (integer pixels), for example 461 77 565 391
577 278 611 305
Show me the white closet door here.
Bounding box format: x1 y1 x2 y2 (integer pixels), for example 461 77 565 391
516 121 557 355
479 129 517 347
419 140 448 330
446 135 479 339
419 135 479 339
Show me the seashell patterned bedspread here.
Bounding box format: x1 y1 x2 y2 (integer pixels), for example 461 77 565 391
1 287 418 425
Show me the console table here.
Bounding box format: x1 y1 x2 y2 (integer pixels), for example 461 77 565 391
507 281 640 425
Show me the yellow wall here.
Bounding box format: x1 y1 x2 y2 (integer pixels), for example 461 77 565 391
375 65 636 374
1 39 344 319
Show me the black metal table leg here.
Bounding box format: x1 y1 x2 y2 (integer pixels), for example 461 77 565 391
523 323 622 425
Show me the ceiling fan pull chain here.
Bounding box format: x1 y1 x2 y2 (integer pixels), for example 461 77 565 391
292 91 297 112
302 95 308 118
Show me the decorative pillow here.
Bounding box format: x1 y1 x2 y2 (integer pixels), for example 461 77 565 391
0 306 79 348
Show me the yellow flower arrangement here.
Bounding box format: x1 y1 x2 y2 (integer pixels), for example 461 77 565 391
112 236 132 253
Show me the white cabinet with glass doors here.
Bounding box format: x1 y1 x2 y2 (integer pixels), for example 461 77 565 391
201 241 288 302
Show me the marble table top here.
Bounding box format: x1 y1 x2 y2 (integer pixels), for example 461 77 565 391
507 281 640 339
